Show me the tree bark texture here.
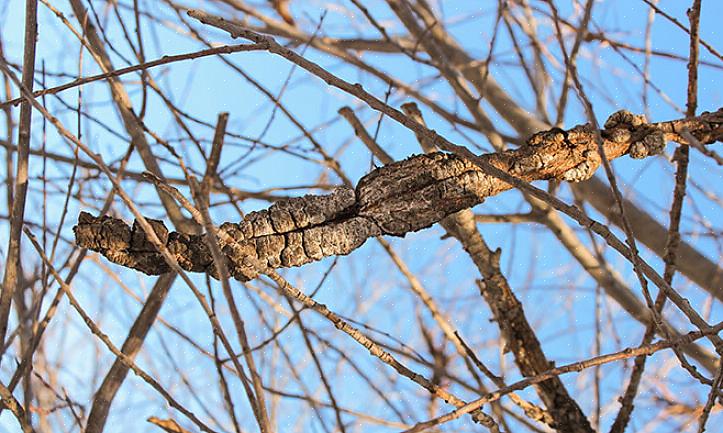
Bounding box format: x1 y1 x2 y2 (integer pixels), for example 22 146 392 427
74 110 722 281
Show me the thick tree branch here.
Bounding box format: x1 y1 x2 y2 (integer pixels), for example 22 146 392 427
85 273 176 433
75 110 722 280
401 102 594 433
191 5 723 302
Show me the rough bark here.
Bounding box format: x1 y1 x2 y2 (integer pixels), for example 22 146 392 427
74 110 722 281
403 103 594 433
447 211 595 433
379 6 723 301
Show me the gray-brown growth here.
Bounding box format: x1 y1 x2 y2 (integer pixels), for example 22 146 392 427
74 152 495 281
74 109 722 280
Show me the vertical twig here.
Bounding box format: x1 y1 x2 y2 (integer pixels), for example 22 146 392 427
0 0 39 362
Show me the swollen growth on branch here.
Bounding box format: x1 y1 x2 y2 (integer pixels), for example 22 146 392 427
74 109 722 281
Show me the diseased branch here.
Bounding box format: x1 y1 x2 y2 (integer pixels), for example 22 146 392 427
74 110 722 280
192 5 723 302
348 102 558 430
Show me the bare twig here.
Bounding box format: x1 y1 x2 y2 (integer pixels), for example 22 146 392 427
0 0 39 362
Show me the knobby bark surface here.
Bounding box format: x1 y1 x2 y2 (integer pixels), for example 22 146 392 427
74 109 722 281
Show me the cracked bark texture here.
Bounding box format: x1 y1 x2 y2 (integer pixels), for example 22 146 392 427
74 110 722 281
449 211 594 433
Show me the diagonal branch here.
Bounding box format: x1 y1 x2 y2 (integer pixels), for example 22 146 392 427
202 3 723 301
401 102 594 433
574 180 723 299
74 110 722 281
85 273 176 433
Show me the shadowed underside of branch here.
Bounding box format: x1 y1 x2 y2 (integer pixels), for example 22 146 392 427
74 109 722 281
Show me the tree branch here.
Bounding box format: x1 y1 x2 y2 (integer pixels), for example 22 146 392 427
74 110 722 280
